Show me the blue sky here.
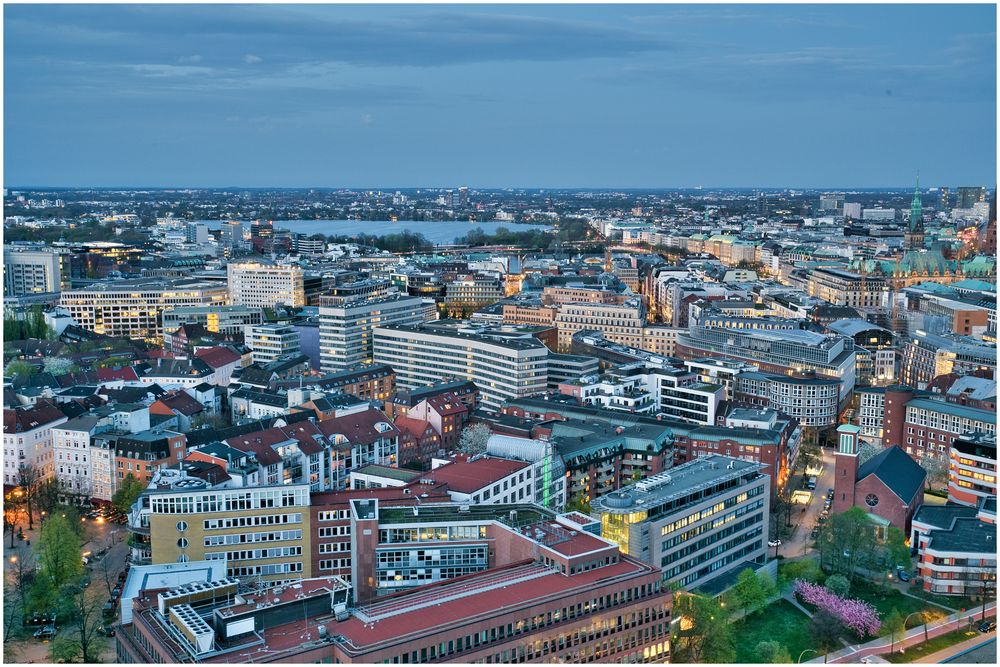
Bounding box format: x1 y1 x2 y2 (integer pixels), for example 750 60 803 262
4 3 996 188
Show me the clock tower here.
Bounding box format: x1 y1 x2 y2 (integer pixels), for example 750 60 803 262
832 424 861 514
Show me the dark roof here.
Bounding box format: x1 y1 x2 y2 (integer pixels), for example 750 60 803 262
926 517 997 554
3 400 67 433
856 445 926 503
183 411 312 448
913 503 979 529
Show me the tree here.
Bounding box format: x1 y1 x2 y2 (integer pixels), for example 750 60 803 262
809 609 846 660
671 592 735 663
816 507 879 582
42 356 79 376
778 558 823 588
34 513 85 605
824 574 851 598
16 464 41 530
729 568 775 622
113 473 145 515
49 584 107 664
754 640 792 664
883 526 911 585
885 609 906 654
6 360 37 378
457 423 491 456
920 456 949 493
94 355 131 369
565 492 591 514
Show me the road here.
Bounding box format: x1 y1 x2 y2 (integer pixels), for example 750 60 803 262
777 446 836 558
929 634 996 664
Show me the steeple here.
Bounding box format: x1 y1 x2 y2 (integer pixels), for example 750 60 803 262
910 173 923 232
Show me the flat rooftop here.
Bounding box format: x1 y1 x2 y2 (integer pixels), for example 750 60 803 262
591 454 763 516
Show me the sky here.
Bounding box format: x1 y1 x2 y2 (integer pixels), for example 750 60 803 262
3 3 997 188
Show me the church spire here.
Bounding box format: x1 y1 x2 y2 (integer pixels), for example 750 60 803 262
910 172 923 232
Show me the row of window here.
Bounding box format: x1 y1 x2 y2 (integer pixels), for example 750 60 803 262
205 546 302 561
204 529 303 546
203 513 302 530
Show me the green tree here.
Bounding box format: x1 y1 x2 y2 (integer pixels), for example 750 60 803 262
754 639 792 664
672 593 735 663
6 360 37 378
94 355 131 369
565 492 591 515
778 558 823 588
49 583 107 664
884 609 906 654
816 507 878 582
824 574 850 598
112 473 145 515
729 568 775 622
32 514 85 614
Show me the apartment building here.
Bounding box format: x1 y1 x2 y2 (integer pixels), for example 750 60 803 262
806 267 888 309
911 500 997 596
162 305 264 335
51 415 101 500
244 323 301 364
318 294 427 372
554 300 647 352
59 278 228 341
899 331 996 389
590 455 770 589
445 274 504 317
948 432 997 507
3 245 69 295
373 324 549 412
2 400 68 484
227 261 306 308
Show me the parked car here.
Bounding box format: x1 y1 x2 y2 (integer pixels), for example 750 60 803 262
111 586 122 598
97 624 116 637
767 539 782 548
897 571 911 582
102 601 115 617
810 528 820 539
33 625 57 640
978 620 996 633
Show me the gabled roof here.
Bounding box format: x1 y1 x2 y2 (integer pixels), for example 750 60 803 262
394 415 434 440
154 391 206 416
855 445 925 503
3 400 67 433
423 456 530 494
317 408 399 446
97 366 140 382
194 346 242 369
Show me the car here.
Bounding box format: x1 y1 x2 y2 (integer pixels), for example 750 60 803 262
978 620 996 633
97 624 116 637
111 586 122 598
810 529 820 539
767 539 782 548
102 601 115 616
898 571 911 582
33 625 57 640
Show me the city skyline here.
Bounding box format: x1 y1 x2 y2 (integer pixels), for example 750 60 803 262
4 3 997 188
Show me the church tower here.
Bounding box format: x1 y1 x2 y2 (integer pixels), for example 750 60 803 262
904 174 925 250
832 424 861 515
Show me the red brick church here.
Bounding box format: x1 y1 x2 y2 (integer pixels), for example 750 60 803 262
832 424 926 534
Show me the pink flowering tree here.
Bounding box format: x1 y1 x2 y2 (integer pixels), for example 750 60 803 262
794 579 881 638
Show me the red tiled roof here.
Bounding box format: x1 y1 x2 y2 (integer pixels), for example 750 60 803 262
96 366 140 382
194 346 242 369
394 415 434 440
317 409 399 446
424 456 529 494
224 420 327 463
155 391 206 416
424 392 468 416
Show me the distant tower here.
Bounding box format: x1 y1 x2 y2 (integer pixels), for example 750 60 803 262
904 174 925 250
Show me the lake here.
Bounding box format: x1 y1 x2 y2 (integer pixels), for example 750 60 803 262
200 219 552 245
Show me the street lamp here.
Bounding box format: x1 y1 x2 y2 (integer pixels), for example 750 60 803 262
797 648 818 663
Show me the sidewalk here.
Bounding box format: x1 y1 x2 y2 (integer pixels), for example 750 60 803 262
914 633 995 664
805 602 997 663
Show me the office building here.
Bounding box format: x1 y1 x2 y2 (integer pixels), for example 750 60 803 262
819 192 845 214
119 501 670 664
373 324 548 412
445 275 504 317
319 295 426 372
555 300 647 352
590 454 770 589
956 186 987 209
227 262 306 309
806 268 888 309
59 278 228 341
3 246 69 295
244 323 301 364
162 304 264 335
843 202 862 219
862 208 896 221
948 432 997 507
219 220 245 257
899 331 996 389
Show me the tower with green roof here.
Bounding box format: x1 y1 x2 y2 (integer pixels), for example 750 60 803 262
905 174 925 250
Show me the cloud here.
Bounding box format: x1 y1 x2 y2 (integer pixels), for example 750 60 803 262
244 54 264 64
178 55 203 64
128 64 214 78
360 114 373 125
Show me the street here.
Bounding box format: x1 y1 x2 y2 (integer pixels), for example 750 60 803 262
778 446 836 558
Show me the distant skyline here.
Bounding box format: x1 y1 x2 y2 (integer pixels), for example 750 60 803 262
4 3 996 188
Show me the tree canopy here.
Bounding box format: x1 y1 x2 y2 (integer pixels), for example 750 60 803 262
112 473 145 515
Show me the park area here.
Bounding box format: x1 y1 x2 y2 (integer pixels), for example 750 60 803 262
733 598 813 663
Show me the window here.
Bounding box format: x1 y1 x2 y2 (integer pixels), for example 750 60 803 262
177 520 188 531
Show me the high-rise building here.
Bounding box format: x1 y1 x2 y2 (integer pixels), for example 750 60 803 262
227 262 306 309
319 295 427 372
162 305 264 335
956 186 987 209
938 187 950 210
374 324 549 412
186 222 209 244
843 202 862 220
244 323 301 364
59 278 228 340
818 192 845 214
3 246 69 295
219 220 244 257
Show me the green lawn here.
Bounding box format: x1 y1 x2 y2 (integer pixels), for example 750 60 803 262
848 579 931 621
734 599 815 663
884 628 982 663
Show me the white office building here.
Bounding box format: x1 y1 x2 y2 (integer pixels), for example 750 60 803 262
318 295 426 372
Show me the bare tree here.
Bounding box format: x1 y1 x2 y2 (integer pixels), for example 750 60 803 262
15 463 41 530
919 456 949 493
49 584 107 664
